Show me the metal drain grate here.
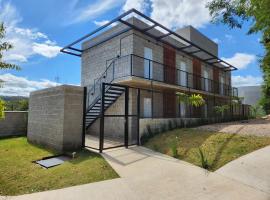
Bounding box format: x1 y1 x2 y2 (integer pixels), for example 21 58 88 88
35 155 71 169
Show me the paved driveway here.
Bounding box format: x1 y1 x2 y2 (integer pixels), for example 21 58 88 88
216 145 270 194
3 146 269 200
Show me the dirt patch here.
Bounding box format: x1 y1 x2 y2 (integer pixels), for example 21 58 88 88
194 119 270 137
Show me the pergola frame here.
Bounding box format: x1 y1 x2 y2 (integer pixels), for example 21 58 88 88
61 9 237 71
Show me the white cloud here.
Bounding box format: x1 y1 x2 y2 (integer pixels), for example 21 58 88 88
0 1 61 63
222 53 256 70
32 43 61 58
212 38 220 43
232 75 263 87
94 20 118 27
225 34 233 41
150 0 211 29
122 0 149 13
94 20 110 26
70 0 125 24
0 73 60 96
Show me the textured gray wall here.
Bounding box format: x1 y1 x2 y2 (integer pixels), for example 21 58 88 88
176 25 218 57
28 85 84 152
0 111 28 137
238 86 262 106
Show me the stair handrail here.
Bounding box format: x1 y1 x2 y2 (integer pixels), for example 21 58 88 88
86 55 122 109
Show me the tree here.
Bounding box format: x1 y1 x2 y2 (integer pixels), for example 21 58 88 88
0 22 20 118
207 0 270 113
0 99 5 119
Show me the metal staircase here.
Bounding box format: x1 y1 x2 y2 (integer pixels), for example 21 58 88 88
85 85 125 128
85 58 126 129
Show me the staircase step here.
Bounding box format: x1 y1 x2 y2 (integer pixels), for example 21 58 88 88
109 86 126 91
106 90 123 95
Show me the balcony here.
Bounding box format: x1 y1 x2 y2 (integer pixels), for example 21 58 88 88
93 54 238 97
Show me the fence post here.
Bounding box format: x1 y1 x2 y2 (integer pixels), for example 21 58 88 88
99 83 105 153
82 87 87 148
124 86 129 148
137 88 141 145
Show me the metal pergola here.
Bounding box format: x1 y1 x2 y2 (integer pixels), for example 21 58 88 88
61 9 237 72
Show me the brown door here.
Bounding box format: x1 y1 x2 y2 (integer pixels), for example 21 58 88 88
163 90 176 117
163 45 176 84
213 67 219 93
192 58 201 90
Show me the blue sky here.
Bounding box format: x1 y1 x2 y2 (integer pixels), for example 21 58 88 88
0 0 264 96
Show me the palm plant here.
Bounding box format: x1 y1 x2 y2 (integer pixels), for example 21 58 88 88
176 92 205 108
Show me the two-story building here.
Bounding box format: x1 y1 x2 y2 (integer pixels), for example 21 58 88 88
61 9 245 150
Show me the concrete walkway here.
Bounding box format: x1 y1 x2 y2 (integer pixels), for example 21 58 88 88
3 146 269 200
216 145 270 194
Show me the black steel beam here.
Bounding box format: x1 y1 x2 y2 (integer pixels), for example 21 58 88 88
137 88 140 145
61 8 237 71
82 87 87 148
124 86 129 148
157 33 172 40
60 49 81 57
99 83 105 153
178 45 193 50
142 24 157 32
61 9 134 51
189 49 202 54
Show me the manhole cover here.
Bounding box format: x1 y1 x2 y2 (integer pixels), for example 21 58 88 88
35 155 71 169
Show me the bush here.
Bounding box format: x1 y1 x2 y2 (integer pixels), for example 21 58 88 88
171 136 179 158
198 148 209 170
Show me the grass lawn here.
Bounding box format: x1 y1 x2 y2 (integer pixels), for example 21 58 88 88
144 128 270 171
0 137 119 196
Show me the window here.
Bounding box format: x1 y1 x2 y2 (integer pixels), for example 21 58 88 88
143 98 152 118
144 47 153 79
203 69 209 92
220 76 225 95
178 61 187 87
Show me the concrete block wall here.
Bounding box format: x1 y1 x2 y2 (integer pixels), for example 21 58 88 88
0 111 28 137
140 118 202 137
28 85 84 152
81 20 134 87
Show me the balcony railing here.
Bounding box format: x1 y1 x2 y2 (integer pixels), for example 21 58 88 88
87 54 238 109
106 54 238 96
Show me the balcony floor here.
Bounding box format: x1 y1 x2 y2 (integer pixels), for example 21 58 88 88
114 76 231 99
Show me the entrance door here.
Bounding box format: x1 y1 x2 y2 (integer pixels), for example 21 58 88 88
143 98 152 118
144 47 153 79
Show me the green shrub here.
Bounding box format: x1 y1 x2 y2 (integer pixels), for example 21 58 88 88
198 148 209 170
146 125 153 137
171 136 180 158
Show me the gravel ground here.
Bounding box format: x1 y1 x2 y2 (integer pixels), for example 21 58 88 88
194 119 270 137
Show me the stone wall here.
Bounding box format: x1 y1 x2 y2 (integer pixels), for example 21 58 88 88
27 85 84 152
0 111 28 137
